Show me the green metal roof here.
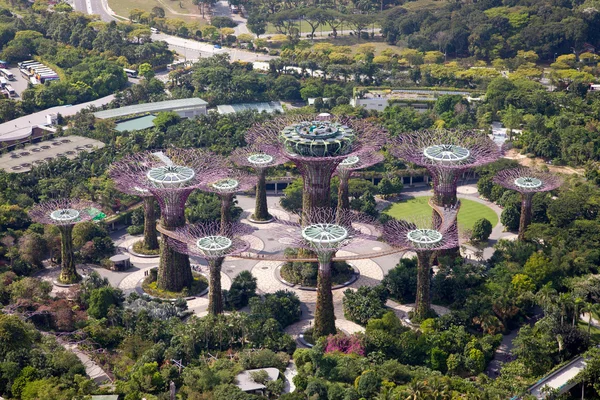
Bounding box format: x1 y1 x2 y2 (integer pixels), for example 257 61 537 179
94 98 207 120
115 115 156 132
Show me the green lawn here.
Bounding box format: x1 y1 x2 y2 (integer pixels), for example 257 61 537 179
384 196 499 231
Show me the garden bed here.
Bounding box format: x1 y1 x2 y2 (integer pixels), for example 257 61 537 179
142 272 208 299
131 240 160 256
280 258 354 288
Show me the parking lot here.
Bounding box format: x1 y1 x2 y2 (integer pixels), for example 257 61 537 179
3 66 32 99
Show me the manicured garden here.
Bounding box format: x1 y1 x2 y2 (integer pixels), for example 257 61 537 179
384 196 498 230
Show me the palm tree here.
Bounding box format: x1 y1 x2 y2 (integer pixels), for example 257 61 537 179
558 292 574 327
573 296 585 326
536 284 557 313
404 380 429 400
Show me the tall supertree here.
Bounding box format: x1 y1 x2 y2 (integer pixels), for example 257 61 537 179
109 172 159 253
493 168 563 240
165 221 252 315
391 130 501 254
29 199 101 283
246 115 387 223
230 145 287 223
109 149 226 292
278 208 375 338
201 169 257 233
334 152 384 222
383 217 459 321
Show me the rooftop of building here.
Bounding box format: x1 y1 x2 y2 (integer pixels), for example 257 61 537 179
234 368 280 392
0 135 105 173
94 98 208 120
216 101 284 115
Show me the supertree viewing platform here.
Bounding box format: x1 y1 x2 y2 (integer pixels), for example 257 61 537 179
383 217 459 321
278 208 375 338
493 168 563 240
246 115 386 222
335 152 384 221
231 145 287 223
201 169 257 232
109 149 226 292
29 199 102 283
163 221 252 315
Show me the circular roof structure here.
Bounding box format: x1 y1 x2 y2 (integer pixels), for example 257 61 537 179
339 155 360 168
423 144 470 164
211 178 240 193
247 153 274 166
280 121 355 157
146 165 195 188
196 235 233 256
302 223 348 248
407 228 443 249
50 208 80 223
514 176 543 190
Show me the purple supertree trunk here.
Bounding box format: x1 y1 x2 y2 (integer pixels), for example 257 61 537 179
28 199 101 284
276 208 379 338
165 221 253 315
383 217 459 322
231 145 287 222
492 168 563 240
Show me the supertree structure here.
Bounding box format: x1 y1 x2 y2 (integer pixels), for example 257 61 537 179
29 199 102 283
201 169 257 233
278 207 376 338
383 217 459 321
165 221 252 315
230 145 287 223
246 115 387 223
109 149 226 292
391 129 501 254
392 129 501 207
493 168 563 240
109 169 159 253
334 152 384 222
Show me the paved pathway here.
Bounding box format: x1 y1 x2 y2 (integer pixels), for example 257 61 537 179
63 343 112 384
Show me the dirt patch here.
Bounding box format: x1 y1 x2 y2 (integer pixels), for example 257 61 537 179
504 149 584 176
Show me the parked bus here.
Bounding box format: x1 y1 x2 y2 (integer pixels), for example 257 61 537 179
29 77 40 85
0 60 7 69
0 77 6 88
32 67 52 73
18 60 36 68
20 69 32 79
39 75 59 83
35 70 55 78
123 68 138 78
0 69 15 81
5 84 16 96
27 64 44 72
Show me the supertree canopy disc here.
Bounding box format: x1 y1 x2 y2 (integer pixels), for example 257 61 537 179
211 178 241 193
146 165 196 188
247 153 274 166
382 217 458 252
203 169 257 195
492 167 563 194
301 223 349 250
196 236 233 257
231 144 287 170
50 209 80 223
392 129 501 171
29 198 99 226
280 120 356 157
406 228 444 250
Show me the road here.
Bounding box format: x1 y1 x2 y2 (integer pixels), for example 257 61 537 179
71 0 115 22
212 0 249 35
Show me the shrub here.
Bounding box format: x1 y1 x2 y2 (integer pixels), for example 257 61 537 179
249 290 301 328
87 286 123 319
471 218 493 242
224 271 257 310
381 258 417 303
239 349 290 370
127 224 144 235
343 286 388 326
324 333 365 356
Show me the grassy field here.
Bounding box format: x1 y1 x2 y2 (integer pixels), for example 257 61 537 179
384 196 499 231
108 0 209 23
401 0 447 11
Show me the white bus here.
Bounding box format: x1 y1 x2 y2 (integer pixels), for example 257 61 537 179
124 68 138 78
0 77 6 87
20 69 32 79
18 60 36 68
0 69 15 81
5 84 16 96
